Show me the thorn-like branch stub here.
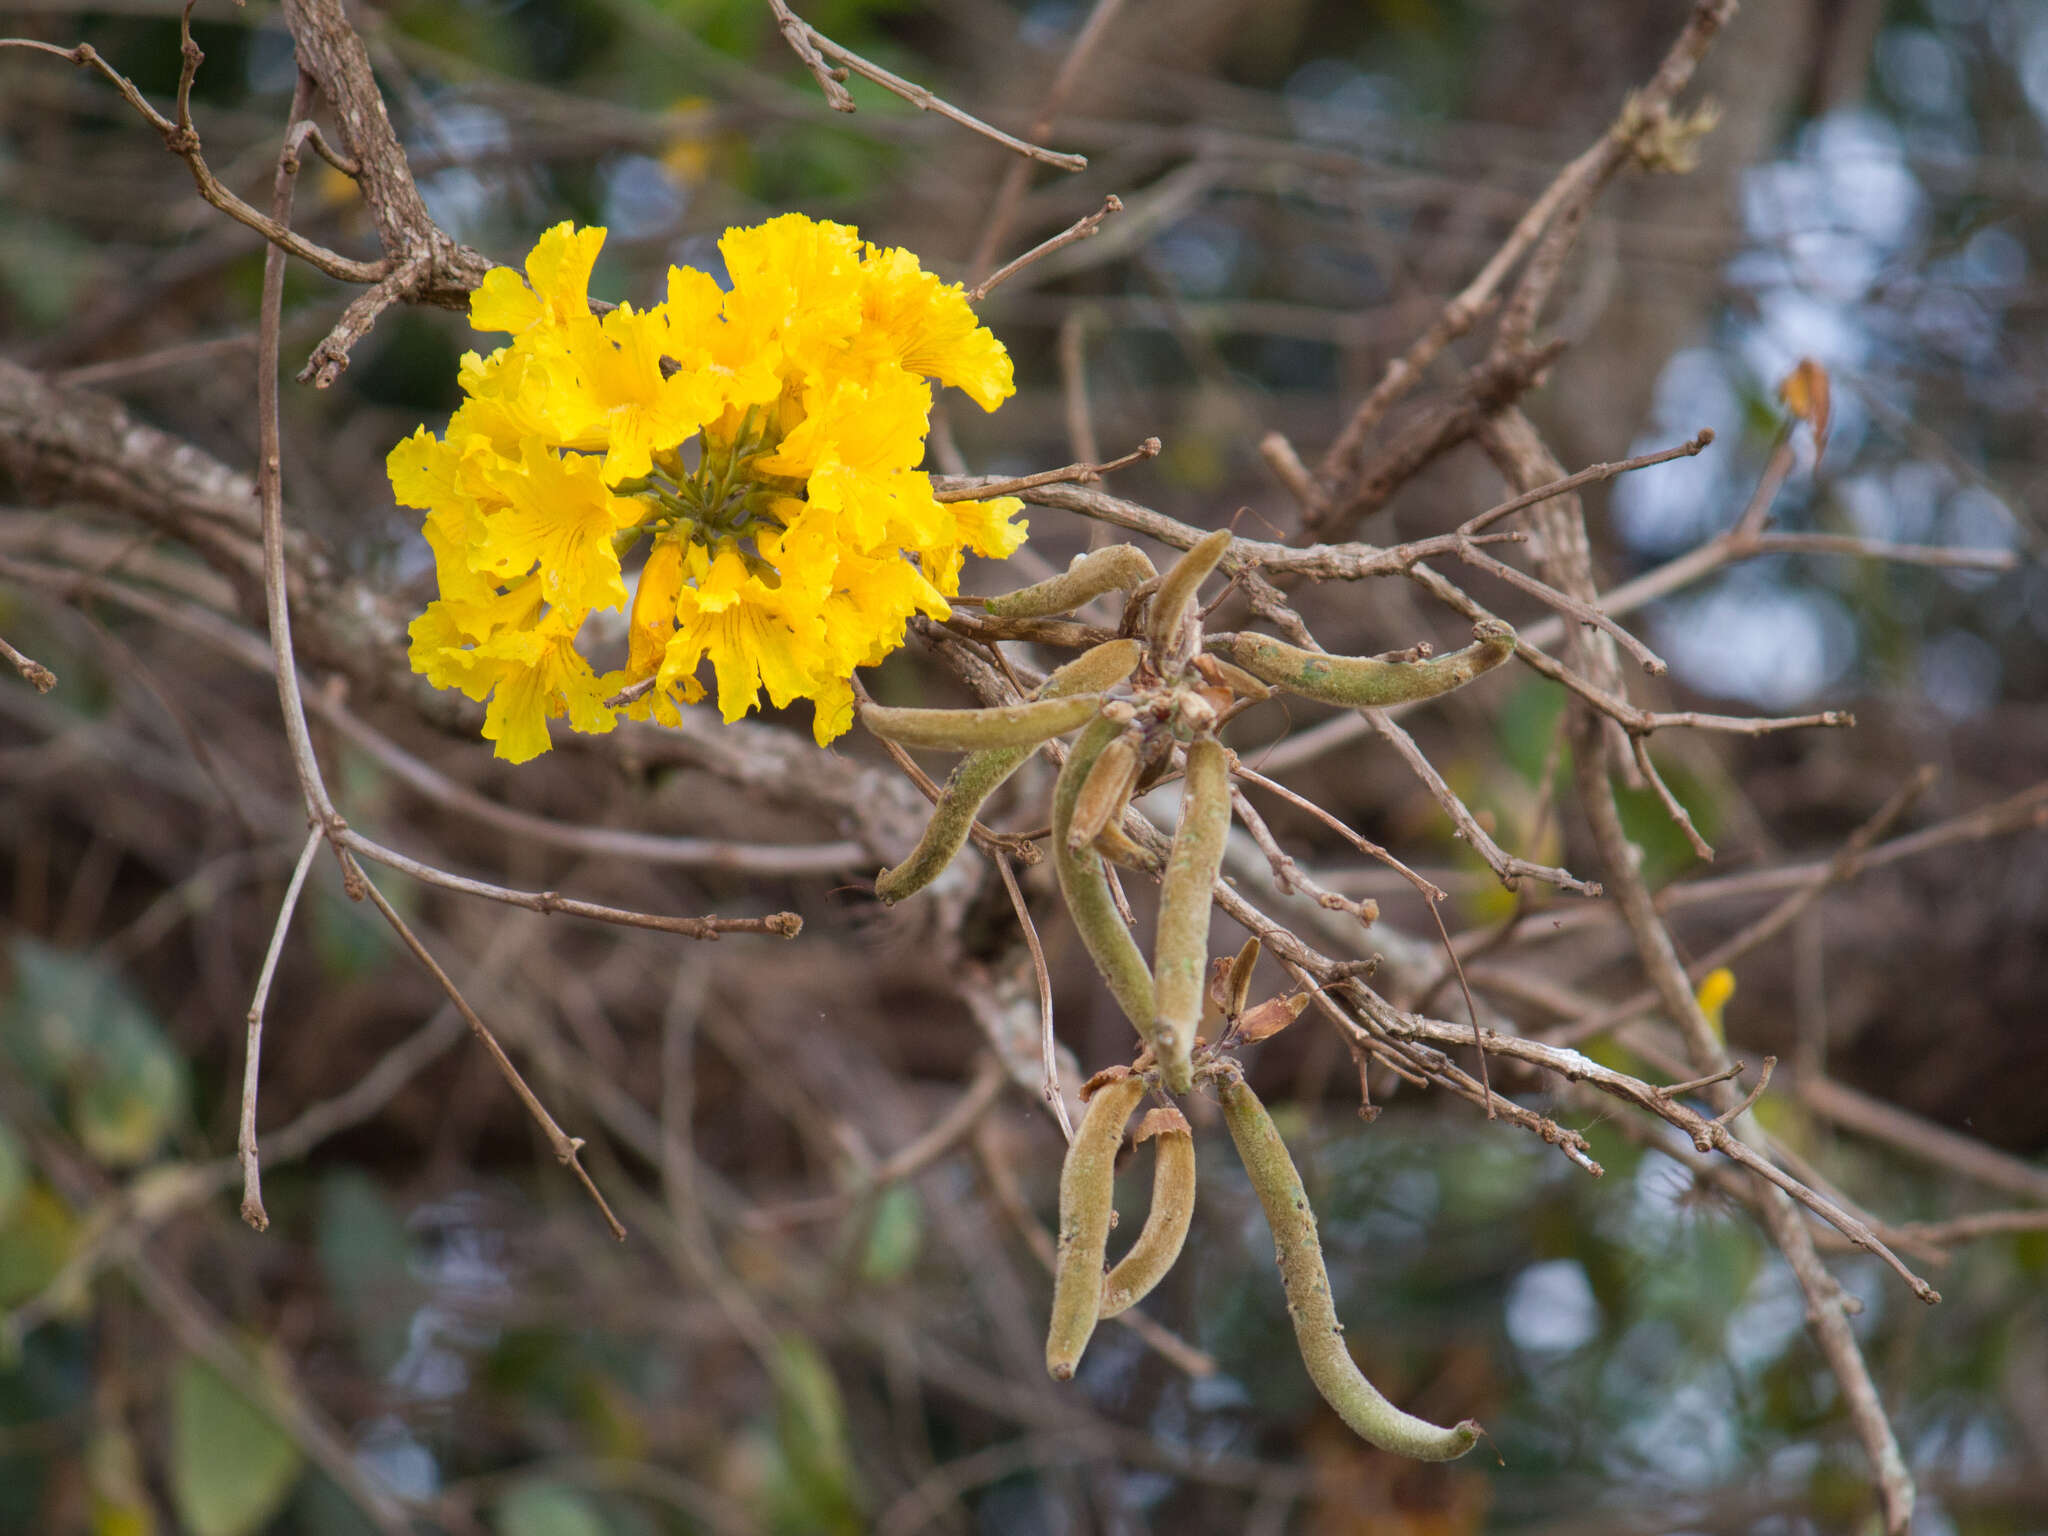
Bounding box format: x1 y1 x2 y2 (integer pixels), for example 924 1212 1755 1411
1215 1066 1483 1461
1047 1070 1149 1379
1220 620 1516 709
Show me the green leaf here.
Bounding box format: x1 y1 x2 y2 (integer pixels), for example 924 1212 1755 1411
0 1181 79 1309
168 1359 305 1536
765 1334 862 1535
494 1480 610 1536
2 937 187 1166
856 1184 922 1285
316 1171 420 1376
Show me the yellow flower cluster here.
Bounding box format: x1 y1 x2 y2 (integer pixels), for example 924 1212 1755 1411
389 216 1027 762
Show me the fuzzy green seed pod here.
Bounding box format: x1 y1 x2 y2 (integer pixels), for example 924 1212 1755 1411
1146 529 1235 660
1066 730 1143 852
1151 737 1230 1094
1222 619 1516 709
1100 1108 1196 1319
1047 1071 1150 1379
1052 716 1157 1043
1217 1069 1483 1461
860 692 1104 753
1043 638 1146 697
986 545 1159 619
874 642 1142 905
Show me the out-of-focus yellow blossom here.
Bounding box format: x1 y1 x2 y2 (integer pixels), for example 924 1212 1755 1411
391 215 1026 762
1696 967 1736 1041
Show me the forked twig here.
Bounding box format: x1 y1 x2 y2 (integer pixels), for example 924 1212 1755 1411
237 823 322 1231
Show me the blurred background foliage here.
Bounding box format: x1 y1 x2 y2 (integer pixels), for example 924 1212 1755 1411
3 0 2047 1532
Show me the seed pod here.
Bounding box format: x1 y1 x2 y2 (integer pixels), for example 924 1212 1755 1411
1047 1072 1149 1380
1146 528 1235 661
1066 730 1143 852
1043 638 1146 698
861 692 1104 753
986 545 1159 619
1223 620 1516 709
1100 1108 1196 1319
1151 737 1230 1094
1053 717 1157 1042
1217 1069 1482 1461
874 643 1142 905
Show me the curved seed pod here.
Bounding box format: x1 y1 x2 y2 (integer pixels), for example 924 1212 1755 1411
1151 737 1230 1094
861 692 1104 752
1223 619 1516 709
874 643 1143 905
1145 528 1235 660
1047 1072 1150 1379
1100 1108 1196 1319
986 545 1159 619
1053 717 1157 1042
1217 1069 1483 1462
1066 731 1143 852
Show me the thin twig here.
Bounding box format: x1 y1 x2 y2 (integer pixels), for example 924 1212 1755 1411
1896 1211 2048 1245
1458 428 1716 536
1631 735 1714 861
798 22 1086 170
352 865 627 1240
1569 705 1921 1531
55 332 257 388
0 630 55 691
1308 0 1735 517
997 852 1072 1143
967 0 1128 272
765 0 854 111
1709 1056 1774 1129
0 36 384 285
1365 708 1602 896
335 826 804 938
747 1054 1011 1226
969 194 1124 302
933 436 1157 502
1452 537 1667 674
1545 766 1935 1046
237 823 322 1231
1655 1061 1747 1100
